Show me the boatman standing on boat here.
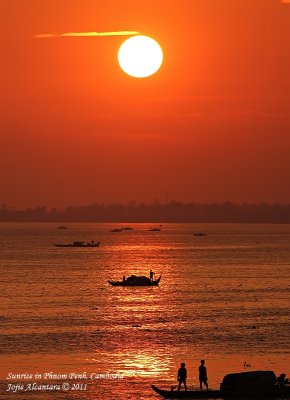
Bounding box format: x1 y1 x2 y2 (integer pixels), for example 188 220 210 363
177 362 187 391
150 270 154 281
199 359 208 390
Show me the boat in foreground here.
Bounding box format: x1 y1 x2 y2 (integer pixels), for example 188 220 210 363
108 275 161 286
151 385 220 399
54 241 100 248
152 371 290 399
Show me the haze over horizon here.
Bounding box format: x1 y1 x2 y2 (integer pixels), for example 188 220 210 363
2 199 290 212
1 0 290 209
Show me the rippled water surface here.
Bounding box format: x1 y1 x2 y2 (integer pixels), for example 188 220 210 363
0 223 289 399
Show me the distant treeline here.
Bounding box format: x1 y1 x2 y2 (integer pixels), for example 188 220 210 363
1 202 290 223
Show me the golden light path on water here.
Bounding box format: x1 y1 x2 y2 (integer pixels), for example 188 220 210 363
91 351 171 377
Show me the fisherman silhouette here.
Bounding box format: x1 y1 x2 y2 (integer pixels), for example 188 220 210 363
177 362 187 391
277 373 288 387
199 360 208 390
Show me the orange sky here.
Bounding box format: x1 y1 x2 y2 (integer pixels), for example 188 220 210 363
1 0 290 208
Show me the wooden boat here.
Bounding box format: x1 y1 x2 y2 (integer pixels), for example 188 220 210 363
193 232 207 237
53 241 100 247
108 275 161 286
110 227 134 232
152 371 290 399
149 227 162 231
151 385 220 399
152 385 290 399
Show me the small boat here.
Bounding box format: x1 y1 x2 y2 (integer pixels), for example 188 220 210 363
108 275 161 287
193 232 207 237
110 227 134 232
149 226 162 232
57 226 67 229
53 241 100 248
152 370 290 399
151 385 220 399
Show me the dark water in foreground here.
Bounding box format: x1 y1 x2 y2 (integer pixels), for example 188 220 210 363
0 223 289 399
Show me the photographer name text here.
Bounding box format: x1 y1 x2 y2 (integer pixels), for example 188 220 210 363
6 372 124 393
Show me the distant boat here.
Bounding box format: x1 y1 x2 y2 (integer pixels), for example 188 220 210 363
110 227 134 232
57 226 67 229
108 274 161 287
53 241 100 248
149 225 162 232
194 232 207 237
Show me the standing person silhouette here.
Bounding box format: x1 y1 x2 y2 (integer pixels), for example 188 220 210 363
177 362 187 391
199 360 208 390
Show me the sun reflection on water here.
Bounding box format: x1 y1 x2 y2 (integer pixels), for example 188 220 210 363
113 350 172 377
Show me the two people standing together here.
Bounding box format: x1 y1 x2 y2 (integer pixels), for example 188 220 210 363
177 360 208 391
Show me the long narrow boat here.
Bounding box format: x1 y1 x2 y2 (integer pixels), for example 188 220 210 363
53 241 100 248
108 275 161 286
152 370 290 399
151 385 290 399
151 385 221 399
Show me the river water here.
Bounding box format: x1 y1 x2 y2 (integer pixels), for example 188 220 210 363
0 223 289 399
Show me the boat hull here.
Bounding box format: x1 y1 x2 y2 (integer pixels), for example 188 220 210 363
151 385 290 399
151 386 221 399
108 276 161 287
53 241 100 248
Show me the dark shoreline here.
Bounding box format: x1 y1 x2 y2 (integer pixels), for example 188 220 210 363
1 202 290 223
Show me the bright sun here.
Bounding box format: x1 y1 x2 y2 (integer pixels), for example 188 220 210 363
118 35 163 78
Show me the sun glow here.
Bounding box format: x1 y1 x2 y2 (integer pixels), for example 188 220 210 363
118 35 163 78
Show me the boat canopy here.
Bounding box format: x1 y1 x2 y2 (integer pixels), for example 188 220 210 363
126 275 150 281
221 371 276 387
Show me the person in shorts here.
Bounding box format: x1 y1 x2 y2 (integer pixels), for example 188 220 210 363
177 362 187 391
199 359 208 390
